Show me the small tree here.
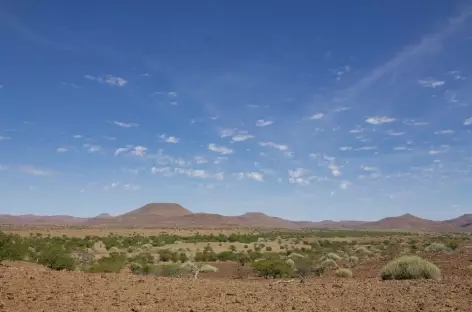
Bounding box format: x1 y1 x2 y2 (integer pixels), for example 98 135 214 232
38 245 75 271
252 259 294 279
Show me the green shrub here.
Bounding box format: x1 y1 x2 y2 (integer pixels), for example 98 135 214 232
156 263 185 277
200 264 218 273
321 259 338 269
425 242 450 253
37 246 75 271
87 253 126 273
0 232 28 262
445 239 459 251
380 256 441 280
348 255 359 264
325 252 341 261
335 268 352 278
285 258 295 268
108 246 120 254
252 259 294 278
265 246 272 252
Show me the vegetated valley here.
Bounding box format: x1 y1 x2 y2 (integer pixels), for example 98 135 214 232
1 216 472 311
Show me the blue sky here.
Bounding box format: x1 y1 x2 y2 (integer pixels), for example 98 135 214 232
1 1 472 221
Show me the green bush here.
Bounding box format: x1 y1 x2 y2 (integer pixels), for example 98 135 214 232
252 259 294 278
0 232 28 262
37 245 75 271
445 239 459 251
325 252 341 261
321 259 338 269
334 268 352 278
156 263 185 277
380 256 441 280
265 246 272 251
425 242 450 253
200 264 218 273
87 253 126 273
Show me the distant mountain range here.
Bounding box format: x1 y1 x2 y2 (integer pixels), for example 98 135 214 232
1 203 471 231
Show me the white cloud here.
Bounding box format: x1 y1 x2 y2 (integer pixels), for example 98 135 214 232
464 117 472 126
404 119 429 126
259 141 288 151
339 180 351 190
355 146 377 151
84 144 102 153
0 165 8 171
349 128 363 134
159 134 180 144
56 147 68 153
418 78 445 88
104 182 120 190
256 119 274 127
234 172 264 182
167 91 178 98
393 146 409 151
0 136 11 140
19 166 54 176
232 133 254 142
131 146 148 157
288 168 311 185
339 146 352 151
123 184 140 191
113 121 139 128
73 134 83 139
0 85 4 89
434 129 455 135
309 113 324 120
115 146 132 156
366 116 396 125
361 165 379 172
386 131 405 136
328 163 341 177
208 143 233 155
85 74 127 87
194 156 208 164
219 128 236 137
174 167 224 180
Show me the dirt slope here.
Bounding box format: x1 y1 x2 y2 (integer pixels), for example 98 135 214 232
356 213 454 230
443 214 472 228
1 260 472 312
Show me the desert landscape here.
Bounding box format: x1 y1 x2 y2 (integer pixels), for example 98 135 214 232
1 203 472 311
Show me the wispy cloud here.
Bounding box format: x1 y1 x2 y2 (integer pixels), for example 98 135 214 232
56 147 68 153
19 165 55 176
337 7 472 99
0 136 11 140
464 117 472 126
208 143 233 155
84 144 103 153
288 168 311 185
418 78 445 88
84 74 127 87
309 113 324 120
234 172 264 182
159 134 180 144
259 141 288 151
434 129 455 135
112 121 139 128
256 119 274 127
366 116 396 125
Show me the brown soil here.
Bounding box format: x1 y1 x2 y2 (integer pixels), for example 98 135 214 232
1 251 472 312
